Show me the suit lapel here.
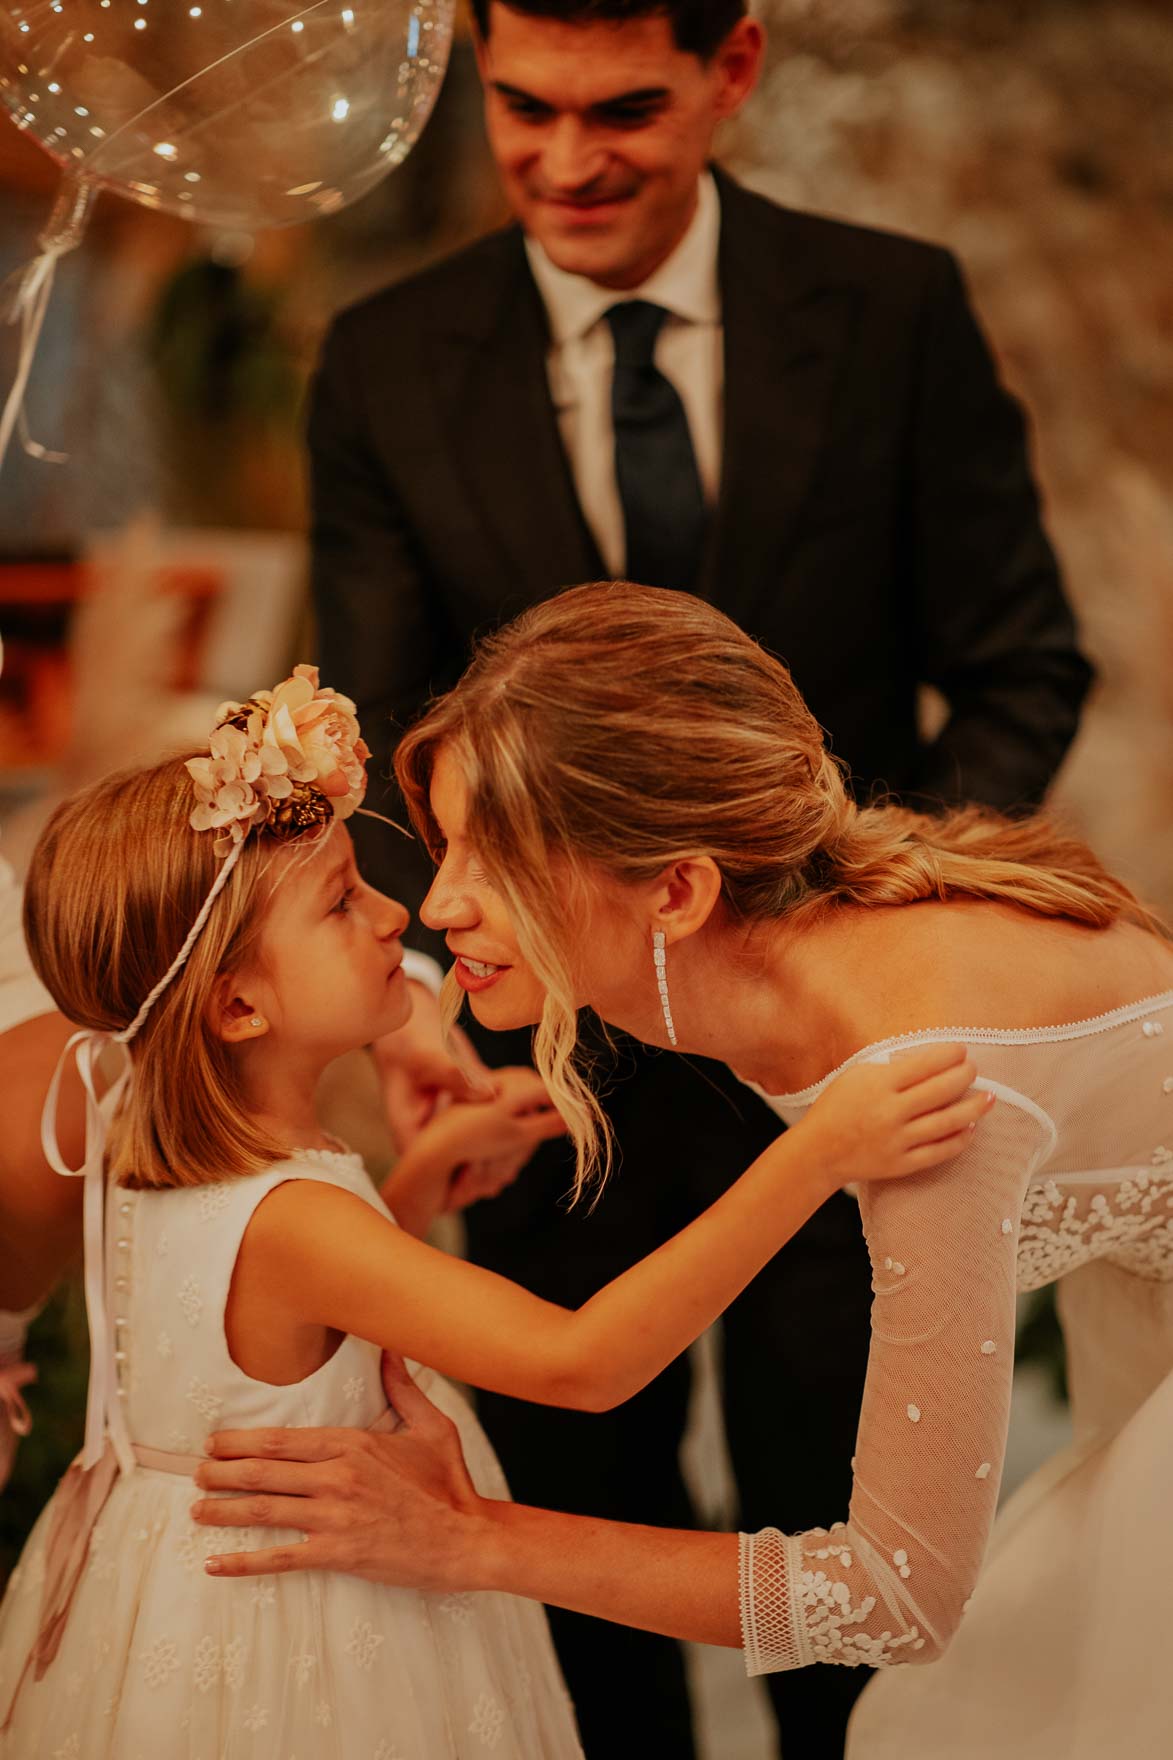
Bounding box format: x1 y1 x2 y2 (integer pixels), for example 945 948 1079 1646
699 173 856 627
436 231 603 608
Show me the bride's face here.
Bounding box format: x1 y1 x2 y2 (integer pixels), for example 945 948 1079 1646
419 746 551 1029
419 746 651 1034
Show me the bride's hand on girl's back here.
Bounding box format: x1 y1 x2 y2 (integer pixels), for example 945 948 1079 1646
797 1043 993 1191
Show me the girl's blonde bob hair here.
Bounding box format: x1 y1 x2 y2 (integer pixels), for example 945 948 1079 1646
396 580 1163 1202
24 756 289 1189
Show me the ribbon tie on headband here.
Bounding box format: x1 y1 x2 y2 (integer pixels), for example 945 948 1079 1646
34 832 248 1477
31 827 249 1482
40 1029 134 1476
0 1031 136 1727
1 665 370 1726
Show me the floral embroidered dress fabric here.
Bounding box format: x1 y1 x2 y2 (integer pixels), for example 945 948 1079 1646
739 992 1173 1679
0 1151 582 1759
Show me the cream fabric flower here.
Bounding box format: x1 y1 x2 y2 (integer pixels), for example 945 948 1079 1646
185 665 369 854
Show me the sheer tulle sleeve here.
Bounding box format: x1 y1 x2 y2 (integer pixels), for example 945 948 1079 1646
740 1076 1056 1674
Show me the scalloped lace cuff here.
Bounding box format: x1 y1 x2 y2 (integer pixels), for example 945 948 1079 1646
739 1528 811 1676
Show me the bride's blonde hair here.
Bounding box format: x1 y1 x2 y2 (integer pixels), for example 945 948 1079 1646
396 581 1162 1200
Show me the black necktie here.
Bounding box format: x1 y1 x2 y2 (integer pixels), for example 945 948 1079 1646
606 300 708 592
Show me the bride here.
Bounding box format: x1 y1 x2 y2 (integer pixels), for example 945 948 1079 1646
194 581 1173 1757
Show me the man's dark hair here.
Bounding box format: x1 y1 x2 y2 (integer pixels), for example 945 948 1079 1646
469 0 748 61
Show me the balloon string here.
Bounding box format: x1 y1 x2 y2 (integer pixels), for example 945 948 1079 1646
0 176 95 477
0 255 58 472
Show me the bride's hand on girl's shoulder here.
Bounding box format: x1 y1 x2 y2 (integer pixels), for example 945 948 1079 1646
797 1043 993 1190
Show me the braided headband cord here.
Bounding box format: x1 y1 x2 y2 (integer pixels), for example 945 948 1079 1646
113 836 245 1047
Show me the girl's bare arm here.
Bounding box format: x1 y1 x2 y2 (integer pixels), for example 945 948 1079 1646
0 1013 86 1308
245 1046 987 1411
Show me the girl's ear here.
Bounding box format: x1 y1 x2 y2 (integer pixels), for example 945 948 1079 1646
207 973 269 1045
648 857 723 946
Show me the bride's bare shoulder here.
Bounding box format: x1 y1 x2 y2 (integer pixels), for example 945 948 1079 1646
834 899 1173 1047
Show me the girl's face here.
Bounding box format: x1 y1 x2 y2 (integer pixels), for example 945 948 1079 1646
245 825 412 1061
420 747 657 1038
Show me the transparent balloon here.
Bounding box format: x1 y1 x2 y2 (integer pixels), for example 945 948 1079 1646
0 1 455 470
0 0 456 229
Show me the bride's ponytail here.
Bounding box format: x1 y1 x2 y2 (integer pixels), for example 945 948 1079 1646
799 779 1162 935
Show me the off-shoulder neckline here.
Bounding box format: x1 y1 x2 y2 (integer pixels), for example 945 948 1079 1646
761 989 1173 1108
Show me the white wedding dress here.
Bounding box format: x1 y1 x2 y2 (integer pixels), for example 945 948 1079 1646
0 1149 583 1759
739 991 1173 1758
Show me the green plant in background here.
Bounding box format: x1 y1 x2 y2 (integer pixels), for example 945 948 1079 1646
148 257 303 432
145 254 307 530
0 1284 88 1589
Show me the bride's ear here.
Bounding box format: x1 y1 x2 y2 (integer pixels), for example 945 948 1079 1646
649 858 723 946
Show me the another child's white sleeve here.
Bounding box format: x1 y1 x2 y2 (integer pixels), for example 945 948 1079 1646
401 949 445 997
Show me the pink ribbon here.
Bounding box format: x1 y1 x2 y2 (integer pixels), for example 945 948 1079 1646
1 1436 204 1729
0 1360 37 1499
0 1360 36 1443
2 1408 402 1730
2 1442 119 1730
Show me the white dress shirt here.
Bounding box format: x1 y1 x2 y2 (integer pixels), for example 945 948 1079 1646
401 947 445 997
525 173 724 579
0 857 53 1036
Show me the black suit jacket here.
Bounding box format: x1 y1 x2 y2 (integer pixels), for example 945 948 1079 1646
310 170 1092 937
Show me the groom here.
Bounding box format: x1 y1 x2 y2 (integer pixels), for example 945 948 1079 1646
308 4 1091 1754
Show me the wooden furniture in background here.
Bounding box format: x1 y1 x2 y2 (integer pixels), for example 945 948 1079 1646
0 554 223 770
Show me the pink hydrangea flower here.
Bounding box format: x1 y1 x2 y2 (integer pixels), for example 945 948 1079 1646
185 664 369 854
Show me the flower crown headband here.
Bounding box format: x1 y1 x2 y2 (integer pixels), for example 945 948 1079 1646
39 666 370 1483
111 664 370 1044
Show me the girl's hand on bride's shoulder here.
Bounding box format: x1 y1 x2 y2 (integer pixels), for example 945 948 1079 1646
799 1043 993 1191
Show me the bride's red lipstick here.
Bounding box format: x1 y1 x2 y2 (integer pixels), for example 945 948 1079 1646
453 956 510 995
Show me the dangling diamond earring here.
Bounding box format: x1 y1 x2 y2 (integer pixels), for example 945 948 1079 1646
652 930 677 1046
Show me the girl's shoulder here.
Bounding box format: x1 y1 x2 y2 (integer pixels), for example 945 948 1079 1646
126 1144 381 1214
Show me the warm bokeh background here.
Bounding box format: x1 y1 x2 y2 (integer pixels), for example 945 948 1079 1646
4 1 1170 897
2 5 1170 1752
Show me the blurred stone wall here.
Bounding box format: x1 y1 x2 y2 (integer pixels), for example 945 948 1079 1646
732 0 1173 911
4 6 1169 903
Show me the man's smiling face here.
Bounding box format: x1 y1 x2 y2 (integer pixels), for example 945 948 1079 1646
476 6 763 290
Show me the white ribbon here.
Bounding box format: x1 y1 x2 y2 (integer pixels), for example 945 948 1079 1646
0 175 95 477
35 834 245 1478
40 1031 134 1476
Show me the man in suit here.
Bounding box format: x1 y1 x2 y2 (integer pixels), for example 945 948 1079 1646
310 5 1092 1754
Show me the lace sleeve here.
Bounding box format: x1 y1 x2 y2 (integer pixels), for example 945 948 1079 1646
740 1079 1055 1674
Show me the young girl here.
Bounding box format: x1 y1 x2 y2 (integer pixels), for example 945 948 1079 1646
0 667 985 1758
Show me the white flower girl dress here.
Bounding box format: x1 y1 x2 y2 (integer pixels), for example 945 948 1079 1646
0 1149 583 1759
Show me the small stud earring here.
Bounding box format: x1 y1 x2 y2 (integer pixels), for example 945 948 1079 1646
652 930 677 1046
250 1017 263 1029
